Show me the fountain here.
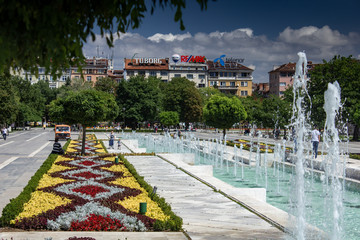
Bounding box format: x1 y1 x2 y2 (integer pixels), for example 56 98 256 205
122 52 359 239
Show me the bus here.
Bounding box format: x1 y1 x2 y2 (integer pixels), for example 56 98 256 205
55 124 71 140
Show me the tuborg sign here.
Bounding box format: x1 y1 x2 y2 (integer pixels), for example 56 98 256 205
133 58 163 64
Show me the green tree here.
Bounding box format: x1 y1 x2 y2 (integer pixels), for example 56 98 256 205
241 96 263 127
94 77 118 94
162 77 203 128
261 95 291 135
198 87 224 105
0 1 208 77
49 89 119 155
11 77 46 127
0 75 20 125
308 56 360 140
159 111 180 127
34 80 59 124
203 95 247 137
116 76 162 129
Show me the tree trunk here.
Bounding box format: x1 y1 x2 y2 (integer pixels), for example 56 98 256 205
353 124 359 141
223 128 226 139
81 125 87 155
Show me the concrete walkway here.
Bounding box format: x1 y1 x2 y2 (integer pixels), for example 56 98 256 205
126 155 287 240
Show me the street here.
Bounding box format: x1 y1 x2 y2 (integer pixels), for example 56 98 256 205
0 128 69 213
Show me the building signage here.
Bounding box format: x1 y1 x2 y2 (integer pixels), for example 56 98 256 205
133 58 163 64
180 55 205 63
226 57 245 63
214 55 245 66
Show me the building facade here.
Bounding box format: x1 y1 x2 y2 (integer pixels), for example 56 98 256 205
12 67 71 88
207 61 253 97
269 61 314 97
70 57 113 85
168 60 208 87
124 57 169 82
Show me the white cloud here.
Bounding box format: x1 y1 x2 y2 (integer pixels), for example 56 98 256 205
147 32 192 42
83 26 360 83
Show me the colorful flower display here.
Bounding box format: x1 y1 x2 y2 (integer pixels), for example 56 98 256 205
11 139 170 231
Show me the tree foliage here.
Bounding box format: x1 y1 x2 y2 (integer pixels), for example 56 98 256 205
0 75 20 125
94 77 118 94
48 89 118 154
308 56 360 140
159 111 179 127
116 76 162 129
203 95 247 137
0 0 208 77
162 77 203 127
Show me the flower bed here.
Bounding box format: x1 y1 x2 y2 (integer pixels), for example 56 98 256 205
2 139 180 232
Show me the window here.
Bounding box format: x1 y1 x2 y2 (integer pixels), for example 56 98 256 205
220 72 224 77
198 84 205 88
150 71 157 76
138 71 145 76
241 81 248 87
161 71 168 76
29 76 32 81
87 76 92 82
41 75 45 80
161 80 168 83
38 68 44 74
241 91 248 96
210 81 216 86
241 72 248 77
279 82 286 86
280 72 287 77
62 76 67 81
127 71 134 76
174 74 181 78
230 82 236 86
187 74 193 79
75 76 79 79
279 91 285 95
220 81 226 86
199 74 205 79
233 72 237 77
210 72 217 77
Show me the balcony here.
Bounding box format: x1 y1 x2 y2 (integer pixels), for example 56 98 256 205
217 85 239 90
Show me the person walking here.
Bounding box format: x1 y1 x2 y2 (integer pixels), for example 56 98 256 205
2 127 7 140
311 126 321 158
109 131 115 149
117 138 121 150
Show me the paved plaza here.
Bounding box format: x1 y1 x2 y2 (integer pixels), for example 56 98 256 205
1 130 360 239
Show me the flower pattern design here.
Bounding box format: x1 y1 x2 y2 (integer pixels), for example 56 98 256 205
12 138 169 231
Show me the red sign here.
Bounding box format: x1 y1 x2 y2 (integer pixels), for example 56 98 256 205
181 55 205 63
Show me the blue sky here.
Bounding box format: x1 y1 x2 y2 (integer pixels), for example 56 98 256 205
84 0 360 83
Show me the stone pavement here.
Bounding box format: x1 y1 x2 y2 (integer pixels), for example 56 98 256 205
126 155 288 240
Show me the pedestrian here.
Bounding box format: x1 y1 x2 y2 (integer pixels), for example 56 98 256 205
51 138 64 155
311 125 321 158
109 131 115 149
117 138 121 150
2 127 7 140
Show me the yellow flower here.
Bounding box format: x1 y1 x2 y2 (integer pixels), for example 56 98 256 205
37 174 74 189
11 191 71 223
47 164 74 174
117 193 169 221
102 165 132 177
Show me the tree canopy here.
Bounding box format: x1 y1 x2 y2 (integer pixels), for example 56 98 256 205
116 76 162 129
308 56 360 140
162 77 203 127
203 95 247 137
49 89 119 154
158 111 180 127
0 0 208 77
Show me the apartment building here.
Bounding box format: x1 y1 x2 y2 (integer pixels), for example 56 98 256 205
207 61 253 97
70 57 113 85
13 67 71 89
124 57 169 82
269 61 315 97
168 59 208 87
